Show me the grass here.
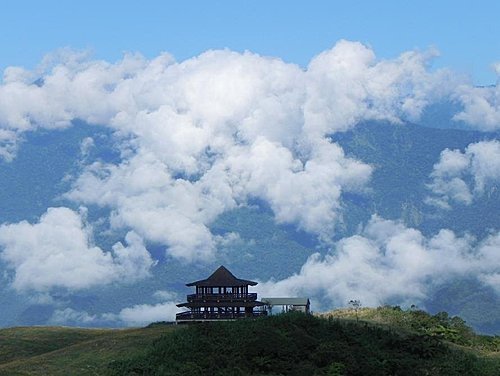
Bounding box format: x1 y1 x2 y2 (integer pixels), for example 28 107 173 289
108 313 500 375
0 324 178 375
0 307 498 375
317 306 500 354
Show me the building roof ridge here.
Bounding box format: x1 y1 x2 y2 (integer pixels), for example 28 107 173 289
186 265 258 287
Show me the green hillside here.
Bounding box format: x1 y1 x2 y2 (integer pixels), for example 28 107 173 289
333 120 497 235
108 312 500 376
1 309 497 375
319 306 500 354
0 325 177 375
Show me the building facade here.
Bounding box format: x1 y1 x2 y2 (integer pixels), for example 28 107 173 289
261 297 311 315
176 265 267 322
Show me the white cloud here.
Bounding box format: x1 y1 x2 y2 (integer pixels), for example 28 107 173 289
116 301 179 326
257 216 500 308
453 81 500 131
427 140 500 207
50 300 179 327
476 232 500 294
0 41 463 153
2 42 499 325
80 136 94 158
45 222 500 324
220 138 372 238
50 308 98 325
0 129 18 161
0 41 479 261
65 153 234 261
58 42 455 261
493 62 500 77
0 50 154 159
304 42 455 135
153 290 178 301
0 207 155 292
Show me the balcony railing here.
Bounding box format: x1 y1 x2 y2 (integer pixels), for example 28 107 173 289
187 293 258 302
176 311 267 321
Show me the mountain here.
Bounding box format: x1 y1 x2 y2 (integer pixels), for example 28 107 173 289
332 122 500 334
0 118 498 334
333 121 499 237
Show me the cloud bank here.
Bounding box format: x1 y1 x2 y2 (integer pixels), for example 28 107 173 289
257 216 500 308
453 69 500 130
427 140 500 208
0 41 497 264
50 302 180 327
0 207 155 292
50 291 180 326
37 41 458 261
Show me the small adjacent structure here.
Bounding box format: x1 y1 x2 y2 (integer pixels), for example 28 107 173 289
176 265 267 323
261 297 311 315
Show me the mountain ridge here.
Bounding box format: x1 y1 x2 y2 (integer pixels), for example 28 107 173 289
0 119 498 334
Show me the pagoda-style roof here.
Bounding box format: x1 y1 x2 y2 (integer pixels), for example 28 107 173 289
186 265 258 287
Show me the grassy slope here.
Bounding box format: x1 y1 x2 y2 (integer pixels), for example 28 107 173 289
319 307 500 361
107 313 500 375
0 325 177 375
0 310 498 375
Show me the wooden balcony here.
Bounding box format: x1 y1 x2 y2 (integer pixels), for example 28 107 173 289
176 311 267 322
187 293 258 302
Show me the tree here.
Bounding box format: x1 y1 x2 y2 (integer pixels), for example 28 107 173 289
348 300 361 321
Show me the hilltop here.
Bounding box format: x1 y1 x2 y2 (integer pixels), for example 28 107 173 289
318 306 500 354
0 308 498 375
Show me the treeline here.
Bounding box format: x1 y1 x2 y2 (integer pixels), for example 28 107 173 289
106 311 499 375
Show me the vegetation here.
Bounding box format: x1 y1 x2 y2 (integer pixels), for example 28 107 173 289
108 311 499 376
0 308 498 375
320 306 500 353
0 325 176 375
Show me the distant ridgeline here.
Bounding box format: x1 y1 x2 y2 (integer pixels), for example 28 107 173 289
0 118 498 335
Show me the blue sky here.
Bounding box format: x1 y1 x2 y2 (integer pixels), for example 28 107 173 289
1 0 500 327
1 1 499 84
